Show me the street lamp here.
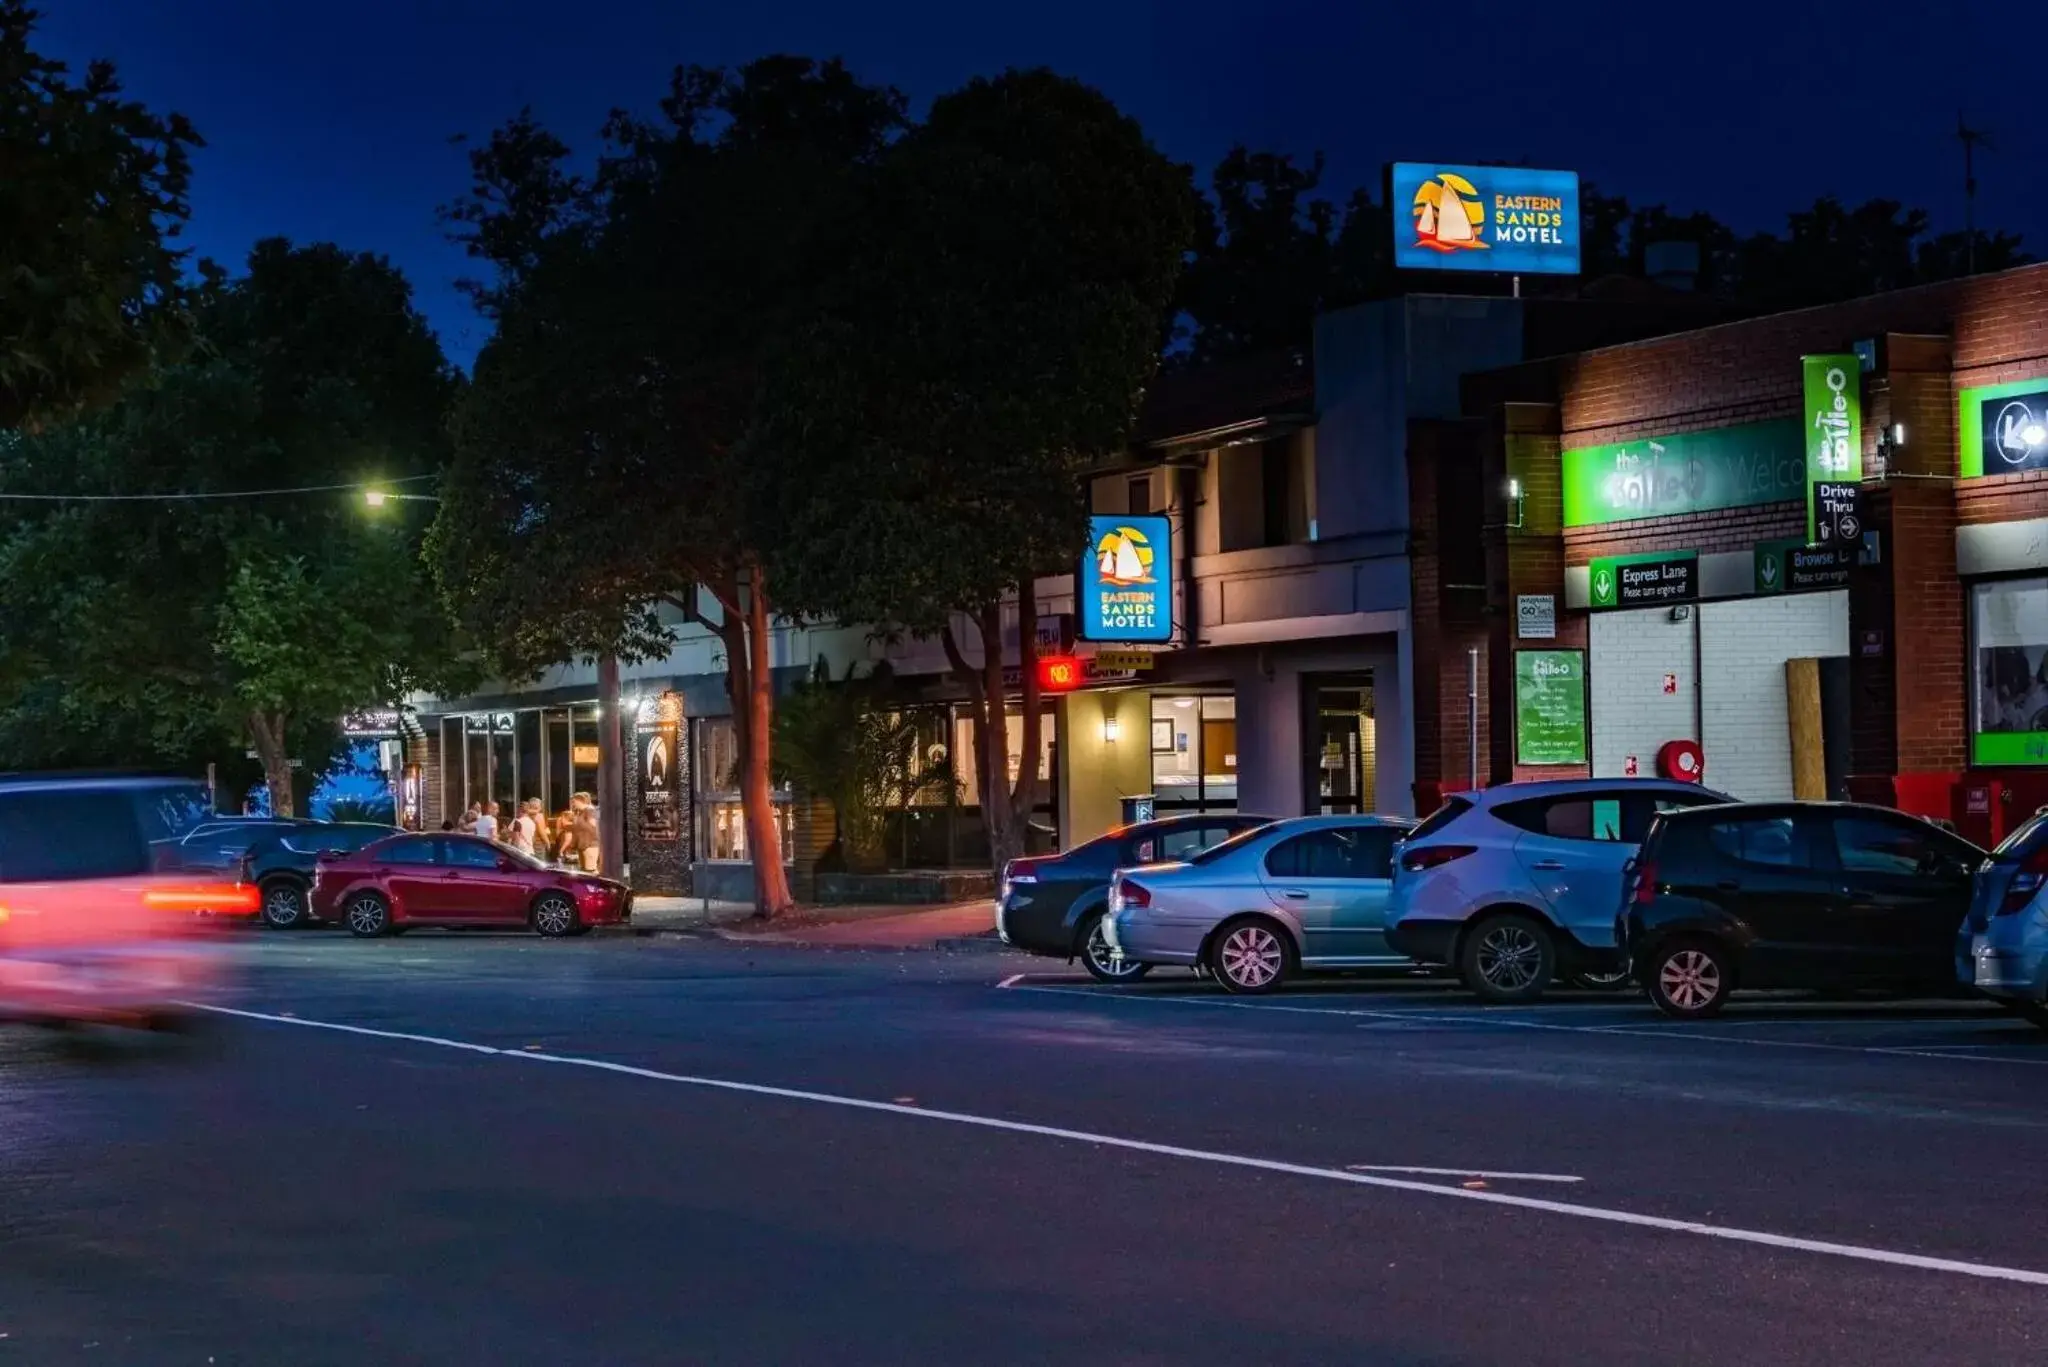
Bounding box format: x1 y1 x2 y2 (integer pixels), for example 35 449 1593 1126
363 487 439 508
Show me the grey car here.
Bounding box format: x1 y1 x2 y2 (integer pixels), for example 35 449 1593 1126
1962 807 2048 1028
1102 814 1417 994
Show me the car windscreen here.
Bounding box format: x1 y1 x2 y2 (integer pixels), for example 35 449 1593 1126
135 783 217 846
1406 796 1473 842
1994 810 2048 857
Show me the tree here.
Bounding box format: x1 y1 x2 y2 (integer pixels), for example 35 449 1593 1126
1 0 200 429
0 239 466 813
433 58 907 913
758 69 1200 874
771 660 952 870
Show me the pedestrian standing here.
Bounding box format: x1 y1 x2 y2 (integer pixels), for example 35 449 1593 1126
458 803 480 834
475 801 500 842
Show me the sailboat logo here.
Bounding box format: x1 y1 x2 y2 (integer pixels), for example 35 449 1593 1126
1094 525 1157 587
1410 173 1489 254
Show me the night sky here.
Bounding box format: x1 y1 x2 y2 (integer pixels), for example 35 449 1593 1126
44 0 2039 370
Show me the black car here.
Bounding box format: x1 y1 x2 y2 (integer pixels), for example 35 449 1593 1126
161 816 316 878
1623 801 1984 1018
240 822 399 928
998 813 1274 981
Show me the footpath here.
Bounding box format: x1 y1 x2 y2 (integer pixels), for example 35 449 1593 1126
627 895 1003 952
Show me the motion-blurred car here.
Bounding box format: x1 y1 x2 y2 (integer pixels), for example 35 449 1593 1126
1383 778 1733 1003
310 832 631 937
1627 801 1980 1018
998 813 1274 981
240 822 399 928
1103 814 1416 994
0 772 251 1029
1960 807 2048 1029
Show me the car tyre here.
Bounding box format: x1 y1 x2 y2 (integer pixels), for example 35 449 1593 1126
1996 999 2048 1031
1208 916 1293 995
259 877 310 930
1645 938 1733 1019
343 892 392 939
531 892 580 939
1460 913 1556 1004
1569 963 1635 992
1078 911 1150 985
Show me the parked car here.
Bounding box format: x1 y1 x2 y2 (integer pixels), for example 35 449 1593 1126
998 813 1275 981
0 772 251 1029
159 816 316 880
1959 807 2048 1028
1625 801 1982 1018
310 832 631 937
240 822 400 929
1103 814 1417 994
1383 778 1735 1003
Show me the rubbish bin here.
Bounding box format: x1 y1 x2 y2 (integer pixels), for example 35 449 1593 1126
1120 795 1156 826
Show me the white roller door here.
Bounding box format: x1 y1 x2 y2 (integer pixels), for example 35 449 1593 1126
1698 592 1849 801
1589 608 1699 779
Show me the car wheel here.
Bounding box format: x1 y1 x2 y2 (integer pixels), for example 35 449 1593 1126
1460 913 1556 1004
1645 938 1732 1019
343 892 392 938
531 893 580 938
1078 912 1150 984
1569 963 1635 991
259 878 309 930
1208 917 1292 995
1996 999 2048 1030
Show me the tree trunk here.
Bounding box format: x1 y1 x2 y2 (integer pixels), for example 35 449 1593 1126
1010 586 1043 834
248 710 294 817
595 653 626 880
711 572 795 918
943 600 1030 878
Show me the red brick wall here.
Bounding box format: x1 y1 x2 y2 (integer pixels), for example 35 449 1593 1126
1408 420 1495 803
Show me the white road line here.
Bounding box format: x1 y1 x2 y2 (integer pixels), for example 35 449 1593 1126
997 984 2048 1067
995 973 1025 989
1343 1164 1583 1184
190 1002 2048 1288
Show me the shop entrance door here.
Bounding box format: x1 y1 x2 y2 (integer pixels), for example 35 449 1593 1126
1303 674 1376 814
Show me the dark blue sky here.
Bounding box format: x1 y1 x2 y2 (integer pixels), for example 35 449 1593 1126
47 0 2037 370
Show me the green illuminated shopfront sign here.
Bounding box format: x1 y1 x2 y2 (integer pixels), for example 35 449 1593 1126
1561 418 1804 528
1515 650 1586 766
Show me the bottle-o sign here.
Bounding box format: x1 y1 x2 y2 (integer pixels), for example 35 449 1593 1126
1038 655 1083 694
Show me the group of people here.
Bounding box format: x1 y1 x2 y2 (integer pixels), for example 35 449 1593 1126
447 794 602 872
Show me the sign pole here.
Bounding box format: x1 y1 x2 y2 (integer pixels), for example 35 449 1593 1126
1467 648 1480 790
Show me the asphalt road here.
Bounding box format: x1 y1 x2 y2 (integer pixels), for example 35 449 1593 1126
4 932 2048 1365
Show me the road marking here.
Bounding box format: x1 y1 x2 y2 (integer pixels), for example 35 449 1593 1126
1343 1164 1583 1184
996 973 1025 989
997 984 2048 1066
191 1002 2048 1288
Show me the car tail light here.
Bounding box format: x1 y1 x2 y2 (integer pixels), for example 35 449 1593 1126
1999 846 2048 916
1400 845 1475 873
1003 857 1042 886
1632 858 1659 905
145 883 260 915
1117 878 1151 909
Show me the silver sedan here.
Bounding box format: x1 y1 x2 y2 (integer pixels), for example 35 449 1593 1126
1102 814 1418 994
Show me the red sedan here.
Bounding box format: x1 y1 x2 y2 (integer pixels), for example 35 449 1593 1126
309 833 632 938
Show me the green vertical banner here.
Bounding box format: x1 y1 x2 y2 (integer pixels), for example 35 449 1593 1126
1803 354 1861 542
1514 650 1587 766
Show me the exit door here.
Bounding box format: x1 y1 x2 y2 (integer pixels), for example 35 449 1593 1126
1304 674 1375 814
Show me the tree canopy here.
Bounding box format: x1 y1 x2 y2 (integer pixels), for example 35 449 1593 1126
432 55 908 909
756 68 1200 869
0 239 467 812
1 0 200 430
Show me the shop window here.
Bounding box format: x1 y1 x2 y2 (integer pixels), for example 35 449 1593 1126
950 708 1052 807
1971 578 2048 765
1149 694 1237 813
695 717 792 863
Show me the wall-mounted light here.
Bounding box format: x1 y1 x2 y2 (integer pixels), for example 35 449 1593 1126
1506 477 1526 530
1102 715 1121 744
1878 420 1909 467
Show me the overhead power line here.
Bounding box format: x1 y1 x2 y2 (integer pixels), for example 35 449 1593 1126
0 474 438 503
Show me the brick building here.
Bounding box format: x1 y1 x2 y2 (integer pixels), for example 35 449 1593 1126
1418 260 2048 846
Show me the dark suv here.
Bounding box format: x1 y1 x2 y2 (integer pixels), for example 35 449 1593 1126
241 823 399 928
1623 802 1983 1018
998 813 1274 981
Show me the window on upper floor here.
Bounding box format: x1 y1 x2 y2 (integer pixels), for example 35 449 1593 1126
1218 433 1313 553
